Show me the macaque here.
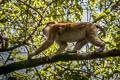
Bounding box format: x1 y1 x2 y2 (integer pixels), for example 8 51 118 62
28 21 105 59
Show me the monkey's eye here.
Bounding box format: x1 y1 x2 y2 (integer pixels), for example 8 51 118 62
46 23 49 26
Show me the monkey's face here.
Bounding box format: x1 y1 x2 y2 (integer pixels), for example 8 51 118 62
46 21 56 25
42 26 50 37
43 21 57 36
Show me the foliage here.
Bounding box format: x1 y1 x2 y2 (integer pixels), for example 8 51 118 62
0 0 120 80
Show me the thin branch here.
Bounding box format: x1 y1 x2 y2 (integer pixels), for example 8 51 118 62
19 0 42 18
92 16 105 23
34 67 42 80
4 53 11 65
111 0 120 10
0 0 5 5
25 0 56 42
24 46 42 80
92 0 120 23
0 44 23 52
0 49 120 75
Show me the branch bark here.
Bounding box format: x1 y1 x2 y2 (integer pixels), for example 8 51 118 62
0 49 120 75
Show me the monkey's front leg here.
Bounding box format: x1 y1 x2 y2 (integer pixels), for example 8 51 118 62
28 39 54 59
67 40 87 53
55 42 68 54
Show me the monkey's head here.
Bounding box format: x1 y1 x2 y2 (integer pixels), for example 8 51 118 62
43 21 57 36
46 21 57 26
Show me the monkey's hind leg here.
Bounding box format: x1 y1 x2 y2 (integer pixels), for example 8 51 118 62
87 35 105 52
67 40 87 53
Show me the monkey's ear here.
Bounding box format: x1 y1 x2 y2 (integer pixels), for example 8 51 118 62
50 21 57 24
47 21 57 26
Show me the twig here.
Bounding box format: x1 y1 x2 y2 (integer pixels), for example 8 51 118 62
24 46 42 80
0 0 4 5
19 0 42 18
25 0 56 42
34 67 42 80
0 44 23 52
4 53 11 65
92 16 105 23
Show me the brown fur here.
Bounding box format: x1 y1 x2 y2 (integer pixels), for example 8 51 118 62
29 21 105 59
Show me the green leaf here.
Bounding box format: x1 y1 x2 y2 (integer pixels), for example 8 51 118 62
95 70 99 75
105 9 111 14
9 34 13 39
113 0 116 3
47 68 52 72
0 23 4 29
76 5 83 14
41 71 46 76
18 55 23 60
57 66 62 70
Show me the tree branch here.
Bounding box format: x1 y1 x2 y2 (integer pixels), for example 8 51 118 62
0 0 5 5
19 0 42 18
0 35 28 52
92 16 105 23
0 49 120 75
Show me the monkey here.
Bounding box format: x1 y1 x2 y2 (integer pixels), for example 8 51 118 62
28 21 105 59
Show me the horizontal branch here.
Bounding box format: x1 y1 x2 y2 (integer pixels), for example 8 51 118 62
0 49 120 75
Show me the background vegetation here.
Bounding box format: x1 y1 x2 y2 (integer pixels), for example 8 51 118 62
0 0 120 80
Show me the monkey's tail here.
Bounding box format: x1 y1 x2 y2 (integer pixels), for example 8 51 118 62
95 24 106 37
